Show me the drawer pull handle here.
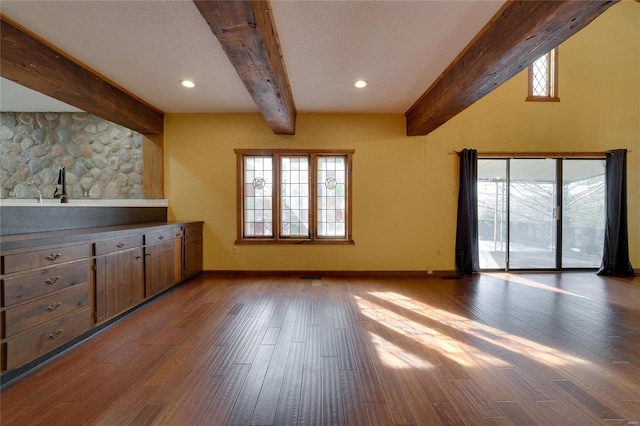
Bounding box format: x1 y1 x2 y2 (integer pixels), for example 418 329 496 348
45 252 61 261
146 253 151 257
47 302 62 312
116 242 125 248
48 329 63 339
44 276 61 285
175 233 182 237
136 256 142 260
158 235 164 240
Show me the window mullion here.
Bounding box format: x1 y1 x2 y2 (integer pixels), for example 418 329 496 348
237 154 245 240
310 154 317 241
546 52 552 96
346 153 353 242
551 48 558 98
273 153 280 241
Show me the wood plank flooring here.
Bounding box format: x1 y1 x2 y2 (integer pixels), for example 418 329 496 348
1 273 639 425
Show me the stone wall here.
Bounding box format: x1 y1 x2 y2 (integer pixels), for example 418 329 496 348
1 112 144 199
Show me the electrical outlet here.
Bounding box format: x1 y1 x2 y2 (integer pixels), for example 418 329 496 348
427 266 433 275
436 249 441 256
232 247 238 255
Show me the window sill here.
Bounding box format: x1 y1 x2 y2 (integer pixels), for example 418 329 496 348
235 239 355 246
525 96 560 102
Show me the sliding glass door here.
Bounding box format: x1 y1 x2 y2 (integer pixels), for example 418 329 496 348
562 160 605 268
478 160 508 269
478 158 604 270
509 159 557 268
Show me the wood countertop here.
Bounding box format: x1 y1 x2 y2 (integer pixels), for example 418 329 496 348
0 221 203 252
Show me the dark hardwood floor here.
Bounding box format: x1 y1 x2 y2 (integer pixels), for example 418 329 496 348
1 273 639 425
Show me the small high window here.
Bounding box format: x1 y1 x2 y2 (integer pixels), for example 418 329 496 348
527 48 559 102
235 149 354 244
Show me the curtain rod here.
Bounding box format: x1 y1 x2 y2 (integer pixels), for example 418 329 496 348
451 151 631 158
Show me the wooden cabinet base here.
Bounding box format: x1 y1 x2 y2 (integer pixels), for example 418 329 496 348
1 221 203 379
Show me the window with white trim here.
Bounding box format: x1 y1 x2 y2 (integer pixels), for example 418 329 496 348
235 149 354 244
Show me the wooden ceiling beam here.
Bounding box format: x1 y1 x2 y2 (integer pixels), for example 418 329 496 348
194 0 297 135
0 15 164 135
0 16 165 136
405 0 619 137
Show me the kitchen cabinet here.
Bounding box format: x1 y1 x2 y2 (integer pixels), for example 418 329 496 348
94 234 144 324
183 223 203 279
0 221 203 378
144 228 181 298
0 241 91 371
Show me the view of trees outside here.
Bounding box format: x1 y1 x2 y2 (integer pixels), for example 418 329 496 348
478 159 508 269
478 159 604 270
509 159 556 268
562 161 605 267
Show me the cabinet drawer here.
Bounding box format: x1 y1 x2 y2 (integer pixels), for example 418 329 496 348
5 307 91 370
3 282 89 338
3 243 89 274
184 224 202 238
94 235 143 256
2 261 89 307
145 229 175 245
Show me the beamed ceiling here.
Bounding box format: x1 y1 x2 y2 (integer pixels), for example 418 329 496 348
0 0 620 136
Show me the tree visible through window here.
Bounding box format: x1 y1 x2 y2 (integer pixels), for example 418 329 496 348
527 48 559 102
235 149 354 244
477 157 604 270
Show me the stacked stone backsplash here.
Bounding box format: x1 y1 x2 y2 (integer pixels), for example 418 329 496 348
1 112 144 200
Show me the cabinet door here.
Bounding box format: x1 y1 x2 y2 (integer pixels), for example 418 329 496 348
172 228 183 285
119 248 144 310
184 233 203 279
145 241 175 298
183 223 203 279
94 247 143 324
95 254 115 322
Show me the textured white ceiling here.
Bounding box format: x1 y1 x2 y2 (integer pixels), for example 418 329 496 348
0 78 82 112
0 0 506 114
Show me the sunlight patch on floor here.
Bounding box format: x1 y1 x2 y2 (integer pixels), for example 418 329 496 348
368 332 434 370
367 291 588 367
486 273 589 299
355 295 505 369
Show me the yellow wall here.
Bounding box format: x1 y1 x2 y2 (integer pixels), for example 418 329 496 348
165 1 639 272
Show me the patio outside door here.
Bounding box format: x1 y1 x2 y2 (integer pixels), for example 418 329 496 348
509 159 557 269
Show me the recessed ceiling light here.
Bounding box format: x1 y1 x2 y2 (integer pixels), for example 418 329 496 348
354 80 368 88
180 79 195 88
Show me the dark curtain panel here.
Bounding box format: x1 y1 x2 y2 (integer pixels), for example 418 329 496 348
597 149 636 276
455 149 479 276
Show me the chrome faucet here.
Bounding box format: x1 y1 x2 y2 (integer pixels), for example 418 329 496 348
54 167 68 203
29 180 43 203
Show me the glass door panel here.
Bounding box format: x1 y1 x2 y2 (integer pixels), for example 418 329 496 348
562 160 605 267
509 159 557 269
478 159 507 269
